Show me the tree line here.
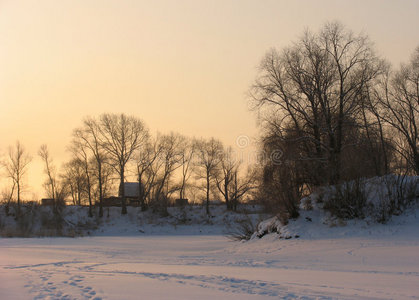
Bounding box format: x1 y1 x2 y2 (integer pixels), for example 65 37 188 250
1 114 257 219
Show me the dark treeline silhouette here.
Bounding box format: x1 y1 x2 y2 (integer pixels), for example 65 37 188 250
1 114 257 219
65 114 258 217
251 22 418 220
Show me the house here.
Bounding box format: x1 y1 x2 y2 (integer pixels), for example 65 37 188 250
124 182 142 206
100 183 144 207
124 182 141 198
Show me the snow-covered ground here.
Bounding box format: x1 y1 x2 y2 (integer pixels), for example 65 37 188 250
1 176 418 299
1 218 419 300
0 204 264 237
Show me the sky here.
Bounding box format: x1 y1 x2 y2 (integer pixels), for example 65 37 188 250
0 0 418 198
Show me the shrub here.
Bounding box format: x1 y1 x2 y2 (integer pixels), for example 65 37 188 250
373 175 419 223
323 179 368 219
227 216 258 241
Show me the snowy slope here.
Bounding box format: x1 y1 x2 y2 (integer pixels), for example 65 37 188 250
254 175 419 240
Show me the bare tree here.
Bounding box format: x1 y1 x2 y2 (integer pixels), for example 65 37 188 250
61 158 86 206
215 146 237 210
152 133 184 214
73 117 109 217
360 85 392 176
2 141 31 217
68 142 94 217
134 137 163 211
376 47 419 174
215 147 257 211
133 133 184 214
99 113 149 214
38 144 57 206
251 22 384 185
1 183 15 216
178 136 195 201
194 138 223 215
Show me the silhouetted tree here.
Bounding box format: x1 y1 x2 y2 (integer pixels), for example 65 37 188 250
251 22 385 185
99 113 149 214
39 144 66 213
61 158 86 206
376 46 419 174
69 142 94 217
134 137 163 211
194 138 223 215
215 147 257 210
151 133 184 215
2 141 31 217
73 117 109 217
178 136 195 201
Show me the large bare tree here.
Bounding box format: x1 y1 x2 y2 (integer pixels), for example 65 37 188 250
2 141 31 217
251 22 384 185
99 113 148 214
376 46 419 174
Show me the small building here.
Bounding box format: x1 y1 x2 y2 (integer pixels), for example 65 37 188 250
124 182 141 198
175 198 189 206
101 183 143 207
125 182 142 206
41 198 55 206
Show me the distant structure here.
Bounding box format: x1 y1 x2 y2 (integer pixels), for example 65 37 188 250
124 182 140 198
41 198 55 206
124 182 142 206
102 196 121 207
175 198 189 206
101 182 143 207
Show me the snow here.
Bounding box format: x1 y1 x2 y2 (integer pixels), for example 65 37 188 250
2 214 419 300
254 175 419 239
0 204 264 237
1 176 418 299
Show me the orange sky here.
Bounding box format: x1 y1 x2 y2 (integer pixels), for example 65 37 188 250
1 0 418 198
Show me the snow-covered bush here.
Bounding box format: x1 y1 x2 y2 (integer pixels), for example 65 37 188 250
323 178 368 219
252 216 281 239
227 216 258 241
372 175 418 223
322 175 418 222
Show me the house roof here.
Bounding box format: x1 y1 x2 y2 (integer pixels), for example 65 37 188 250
124 182 140 198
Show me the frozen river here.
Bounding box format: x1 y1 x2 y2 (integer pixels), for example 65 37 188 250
1 234 419 299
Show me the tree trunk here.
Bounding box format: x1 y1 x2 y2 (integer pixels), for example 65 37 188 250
206 172 210 215
16 180 21 218
232 172 238 211
98 163 103 217
119 167 127 215
224 178 230 210
87 178 93 218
